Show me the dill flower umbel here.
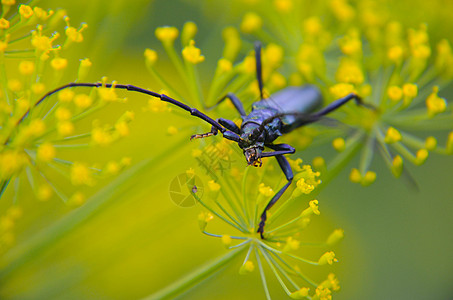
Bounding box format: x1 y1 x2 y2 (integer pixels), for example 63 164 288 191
231 0 453 186
148 3 453 298
192 158 342 299
0 3 131 203
145 23 287 113
141 22 346 298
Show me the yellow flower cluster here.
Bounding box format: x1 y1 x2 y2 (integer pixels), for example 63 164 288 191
0 4 132 203
230 0 453 188
188 136 339 299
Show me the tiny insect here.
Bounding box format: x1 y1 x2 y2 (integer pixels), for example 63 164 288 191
192 185 198 194
33 42 370 238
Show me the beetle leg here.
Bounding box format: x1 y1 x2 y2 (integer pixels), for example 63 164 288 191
209 93 247 116
190 125 218 140
311 93 372 119
191 118 241 140
257 154 294 239
218 118 241 134
261 143 295 157
254 41 264 100
222 131 241 142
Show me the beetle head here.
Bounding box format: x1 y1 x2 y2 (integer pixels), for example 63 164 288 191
244 146 263 167
238 125 265 167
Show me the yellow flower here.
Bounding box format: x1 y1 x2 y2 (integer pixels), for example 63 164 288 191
240 12 262 33
0 18 10 29
18 61 35 75
326 229 344 246
384 127 402 144
144 48 158 65
74 94 92 108
51 57 68 70
318 251 338 265
239 261 255 274
182 40 205 64
37 143 56 162
155 26 178 45
64 17 87 43
19 4 33 19
332 137 345 152
70 162 94 186
426 86 447 117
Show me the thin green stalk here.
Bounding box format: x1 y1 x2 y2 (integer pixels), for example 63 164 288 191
163 44 193 104
255 247 272 300
213 199 247 231
359 129 376 174
49 132 92 143
0 52 10 105
12 177 19 205
241 166 253 227
145 64 188 103
195 193 248 233
260 246 300 291
242 243 254 266
51 144 89 149
270 250 318 288
321 129 365 188
400 130 429 149
216 175 248 229
205 69 237 106
390 141 417 164
266 214 303 234
229 239 252 249
416 66 438 89
283 252 319 266
184 61 204 107
0 179 10 199
265 194 296 227
258 246 293 295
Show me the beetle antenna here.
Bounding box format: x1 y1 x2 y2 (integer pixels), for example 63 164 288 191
6 82 227 145
27 82 225 130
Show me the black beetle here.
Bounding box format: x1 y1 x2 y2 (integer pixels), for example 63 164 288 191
32 42 368 238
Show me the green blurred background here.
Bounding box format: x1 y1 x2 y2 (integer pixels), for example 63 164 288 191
1 0 453 299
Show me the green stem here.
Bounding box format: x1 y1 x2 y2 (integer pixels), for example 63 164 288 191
260 246 300 292
359 129 376 174
0 50 10 105
258 245 292 295
205 69 236 106
241 166 252 227
284 252 319 266
217 175 248 229
320 130 365 188
195 193 247 233
272 251 319 287
266 214 303 234
255 247 272 300
143 248 244 300
0 179 10 199
184 61 204 107
145 64 187 103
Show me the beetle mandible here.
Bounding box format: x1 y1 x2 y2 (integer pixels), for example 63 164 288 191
34 42 368 238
